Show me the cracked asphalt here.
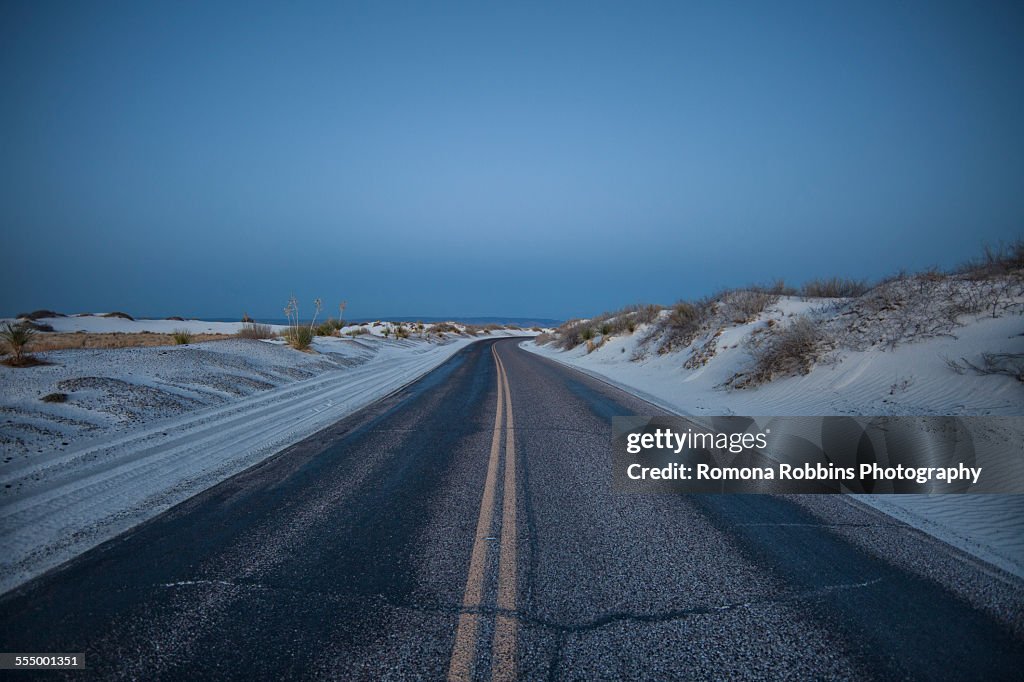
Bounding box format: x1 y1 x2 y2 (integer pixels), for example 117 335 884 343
1 337 1023 680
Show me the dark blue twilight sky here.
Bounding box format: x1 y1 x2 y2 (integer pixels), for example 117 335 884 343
2 1 1022 319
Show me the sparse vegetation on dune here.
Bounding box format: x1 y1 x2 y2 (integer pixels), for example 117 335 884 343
538 241 1024 387
543 303 665 351
172 329 194 345
729 317 830 388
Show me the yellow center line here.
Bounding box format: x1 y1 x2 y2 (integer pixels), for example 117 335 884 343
491 349 518 681
447 345 506 682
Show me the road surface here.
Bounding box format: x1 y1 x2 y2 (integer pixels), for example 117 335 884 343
2 338 1023 679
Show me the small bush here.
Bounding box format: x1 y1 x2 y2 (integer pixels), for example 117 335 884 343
634 304 662 325
739 317 827 386
345 327 369 336
395 325 410 339
172 329 193 345
721 289 778 323
1 322 36 364
315 321 337 337
236 322 275 340
102 311 135 320
283 326 314 350
801 277 870 298
42 392 68 403
655 300 711 354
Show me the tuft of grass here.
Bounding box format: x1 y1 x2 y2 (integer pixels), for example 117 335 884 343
283 325 314 350
172 329 194 345
237 322 275 339
1 322 36 364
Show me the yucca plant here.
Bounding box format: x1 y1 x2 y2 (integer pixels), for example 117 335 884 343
1 322 36 364
283 295 323 350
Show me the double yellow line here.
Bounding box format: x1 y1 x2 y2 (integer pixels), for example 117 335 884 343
448 344 518 681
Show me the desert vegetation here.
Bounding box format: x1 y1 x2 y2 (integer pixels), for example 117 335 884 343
172 329 194 345
1 322 37 366
236 322 276 340
282 295 322 351
728 318 830 388
537 240 1024 387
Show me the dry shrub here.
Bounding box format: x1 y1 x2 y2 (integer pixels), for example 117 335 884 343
958 239 1024 279
947 353 1024 382
654 300 712 354
832 272 1023 350
721 289 778 323
172 329 194 345
237 322 275 339
800 277 870 298
731 317 828 387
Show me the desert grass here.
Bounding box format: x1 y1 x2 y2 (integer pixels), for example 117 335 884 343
26 332 234 352
236 322 276 339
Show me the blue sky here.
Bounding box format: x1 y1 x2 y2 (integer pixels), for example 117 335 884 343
2 1 1022 320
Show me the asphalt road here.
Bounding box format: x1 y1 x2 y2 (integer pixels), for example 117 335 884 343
1 337 1023 680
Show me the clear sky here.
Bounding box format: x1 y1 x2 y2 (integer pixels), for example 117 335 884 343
2 1 1022 320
